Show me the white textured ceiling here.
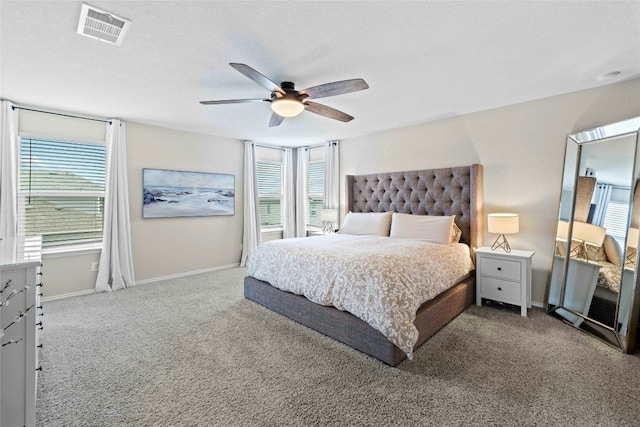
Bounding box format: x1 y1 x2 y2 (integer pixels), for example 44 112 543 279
1 1 639 147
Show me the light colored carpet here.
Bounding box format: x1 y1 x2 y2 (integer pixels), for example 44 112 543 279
36 267 640 426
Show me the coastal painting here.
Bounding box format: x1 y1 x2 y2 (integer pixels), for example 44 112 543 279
142 169 235 218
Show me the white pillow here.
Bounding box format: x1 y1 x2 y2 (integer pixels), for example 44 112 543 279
337 211 393 236
390 213 455 245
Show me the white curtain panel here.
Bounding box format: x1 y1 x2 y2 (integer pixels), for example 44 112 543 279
281 147 296 239
241 141 261 266
296 147 309 237
0 100 19 238
323 140 340 211
593 183 613 226
96 120 135 292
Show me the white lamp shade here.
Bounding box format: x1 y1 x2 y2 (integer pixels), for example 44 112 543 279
488 213 519 235
571 221 606 246
556 220 569 240
628 227 639 249
271 98 304 117
321 209 338 222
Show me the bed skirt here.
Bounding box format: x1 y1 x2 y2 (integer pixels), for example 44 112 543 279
243 274 475 366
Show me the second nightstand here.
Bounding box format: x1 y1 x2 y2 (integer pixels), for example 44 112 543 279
475 246 535 317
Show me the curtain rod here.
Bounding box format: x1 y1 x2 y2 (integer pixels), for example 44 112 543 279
254 143 285 151
252 140 337 151
11 105 112 125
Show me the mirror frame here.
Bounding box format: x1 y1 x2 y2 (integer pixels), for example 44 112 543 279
546 116 640 354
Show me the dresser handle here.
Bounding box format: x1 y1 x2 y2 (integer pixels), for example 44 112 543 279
497 267 502 271
498 287 502 291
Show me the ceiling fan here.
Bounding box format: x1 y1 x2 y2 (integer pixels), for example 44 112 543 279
200 63 369 127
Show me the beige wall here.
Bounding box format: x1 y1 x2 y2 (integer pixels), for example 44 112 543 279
340 78 640 306
41 252 101 297
126 122 243 282
20 113 243 298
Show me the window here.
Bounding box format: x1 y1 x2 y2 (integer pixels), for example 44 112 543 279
256 161 283 228
308 161 324 228
18 137 106 248
603 200 631 249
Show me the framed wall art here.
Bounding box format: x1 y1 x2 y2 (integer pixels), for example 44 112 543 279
142 168 235 218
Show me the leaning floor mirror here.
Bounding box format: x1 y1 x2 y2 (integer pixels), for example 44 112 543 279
547 116 640 353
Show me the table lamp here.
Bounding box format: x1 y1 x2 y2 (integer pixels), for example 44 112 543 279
571 221 606 261
321 208 338 233
488 213 519 253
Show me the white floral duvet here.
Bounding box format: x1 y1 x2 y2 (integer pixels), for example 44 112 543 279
247 234 475 358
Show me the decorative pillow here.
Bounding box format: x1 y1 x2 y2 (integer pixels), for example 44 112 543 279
337 211 393 236
451 222 462 244
585 243 607 263
602 234 622 266
389 213 455 245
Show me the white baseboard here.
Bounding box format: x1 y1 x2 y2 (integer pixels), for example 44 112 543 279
42 263 241 301
42 289 96 302
531 301 546 309
135 263 241 285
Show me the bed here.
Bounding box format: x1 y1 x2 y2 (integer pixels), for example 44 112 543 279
244 164 484 366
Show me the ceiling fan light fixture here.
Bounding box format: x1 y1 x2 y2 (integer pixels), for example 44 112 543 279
271 98 304 117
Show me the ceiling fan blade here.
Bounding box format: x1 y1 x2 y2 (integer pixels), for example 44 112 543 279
269 113 285 127
299 79 369 100
200 98 267 105
229 63 285 95
304 101 354 122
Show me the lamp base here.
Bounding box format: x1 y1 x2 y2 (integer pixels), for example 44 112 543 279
570 242 590 262
323 221 334 234
491 234 512 253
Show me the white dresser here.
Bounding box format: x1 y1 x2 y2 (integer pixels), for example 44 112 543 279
475 246 535 317
0 236 42 427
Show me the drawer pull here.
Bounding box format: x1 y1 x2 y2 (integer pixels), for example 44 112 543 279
497 267 502 271
498 287 502 291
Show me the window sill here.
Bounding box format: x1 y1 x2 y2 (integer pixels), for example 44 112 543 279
261 228 283 234
42 242 102 258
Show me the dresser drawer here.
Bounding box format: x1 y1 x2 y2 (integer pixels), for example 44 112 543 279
480 257 521 281
480 277 521 302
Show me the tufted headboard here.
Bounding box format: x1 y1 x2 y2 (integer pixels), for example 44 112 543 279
345 164 484 250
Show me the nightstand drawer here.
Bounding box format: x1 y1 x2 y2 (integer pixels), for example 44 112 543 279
480 277 521 302
480 257 521 281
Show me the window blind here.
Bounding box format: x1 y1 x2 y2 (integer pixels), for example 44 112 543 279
308 161 325 227
18 138 106 247
256 161 283 227
603 200 631 249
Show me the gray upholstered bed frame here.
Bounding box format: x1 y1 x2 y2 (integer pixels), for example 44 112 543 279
244 164 484 366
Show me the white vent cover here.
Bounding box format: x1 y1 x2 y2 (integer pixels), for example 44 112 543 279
77 3 130 46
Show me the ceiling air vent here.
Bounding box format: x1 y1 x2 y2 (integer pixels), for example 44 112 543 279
77 3 131 46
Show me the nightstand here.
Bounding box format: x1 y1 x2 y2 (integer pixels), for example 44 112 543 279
475 246 535 317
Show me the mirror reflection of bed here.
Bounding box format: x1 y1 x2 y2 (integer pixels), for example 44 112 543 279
553 219 633 332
